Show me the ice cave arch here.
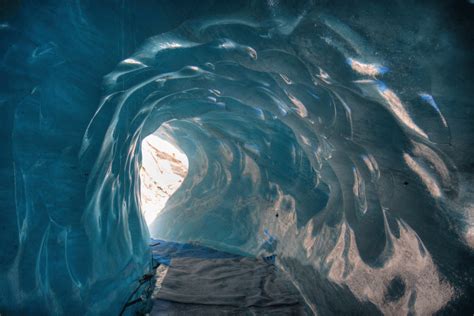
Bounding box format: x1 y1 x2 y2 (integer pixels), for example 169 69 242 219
1 1 473 315
140 127 189 227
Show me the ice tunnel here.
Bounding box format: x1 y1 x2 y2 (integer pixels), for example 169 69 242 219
1 0 474 315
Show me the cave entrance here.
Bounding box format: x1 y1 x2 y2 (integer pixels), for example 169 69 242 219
139 131 189 226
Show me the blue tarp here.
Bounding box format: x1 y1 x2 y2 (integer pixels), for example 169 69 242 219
150 239 243 266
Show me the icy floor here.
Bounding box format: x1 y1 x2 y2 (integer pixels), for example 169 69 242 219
148 240 307 315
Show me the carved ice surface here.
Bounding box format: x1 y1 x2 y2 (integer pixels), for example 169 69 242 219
0 1 473 315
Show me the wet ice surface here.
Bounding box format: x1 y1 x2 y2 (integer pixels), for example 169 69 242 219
150 240 307 315
1 1 473 314
84 8 473 314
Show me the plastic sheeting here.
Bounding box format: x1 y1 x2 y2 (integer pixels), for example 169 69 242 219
149 240 307 315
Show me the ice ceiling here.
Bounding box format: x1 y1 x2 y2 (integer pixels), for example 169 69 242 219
1 0 473 315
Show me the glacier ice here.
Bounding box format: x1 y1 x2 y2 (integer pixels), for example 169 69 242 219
0 0 473 315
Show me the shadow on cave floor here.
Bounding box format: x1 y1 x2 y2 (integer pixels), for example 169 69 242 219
135 239 308 315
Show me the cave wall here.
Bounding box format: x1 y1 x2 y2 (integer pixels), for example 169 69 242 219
1 1 473 315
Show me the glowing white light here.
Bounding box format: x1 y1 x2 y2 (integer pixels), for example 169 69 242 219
140 134 188 226
123 58 145 66
288 93 308 118
347 58 388 76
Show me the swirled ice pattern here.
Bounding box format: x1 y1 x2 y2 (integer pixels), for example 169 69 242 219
1 1 473 315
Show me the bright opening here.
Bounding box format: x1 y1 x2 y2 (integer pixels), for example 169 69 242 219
140 132 189 226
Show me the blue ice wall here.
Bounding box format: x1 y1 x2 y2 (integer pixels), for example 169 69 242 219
0 1 240 314
1 0 474 315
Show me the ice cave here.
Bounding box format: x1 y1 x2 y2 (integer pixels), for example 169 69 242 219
1 0 473 315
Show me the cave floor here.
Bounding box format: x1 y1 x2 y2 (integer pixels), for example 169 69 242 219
148 240 307 315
